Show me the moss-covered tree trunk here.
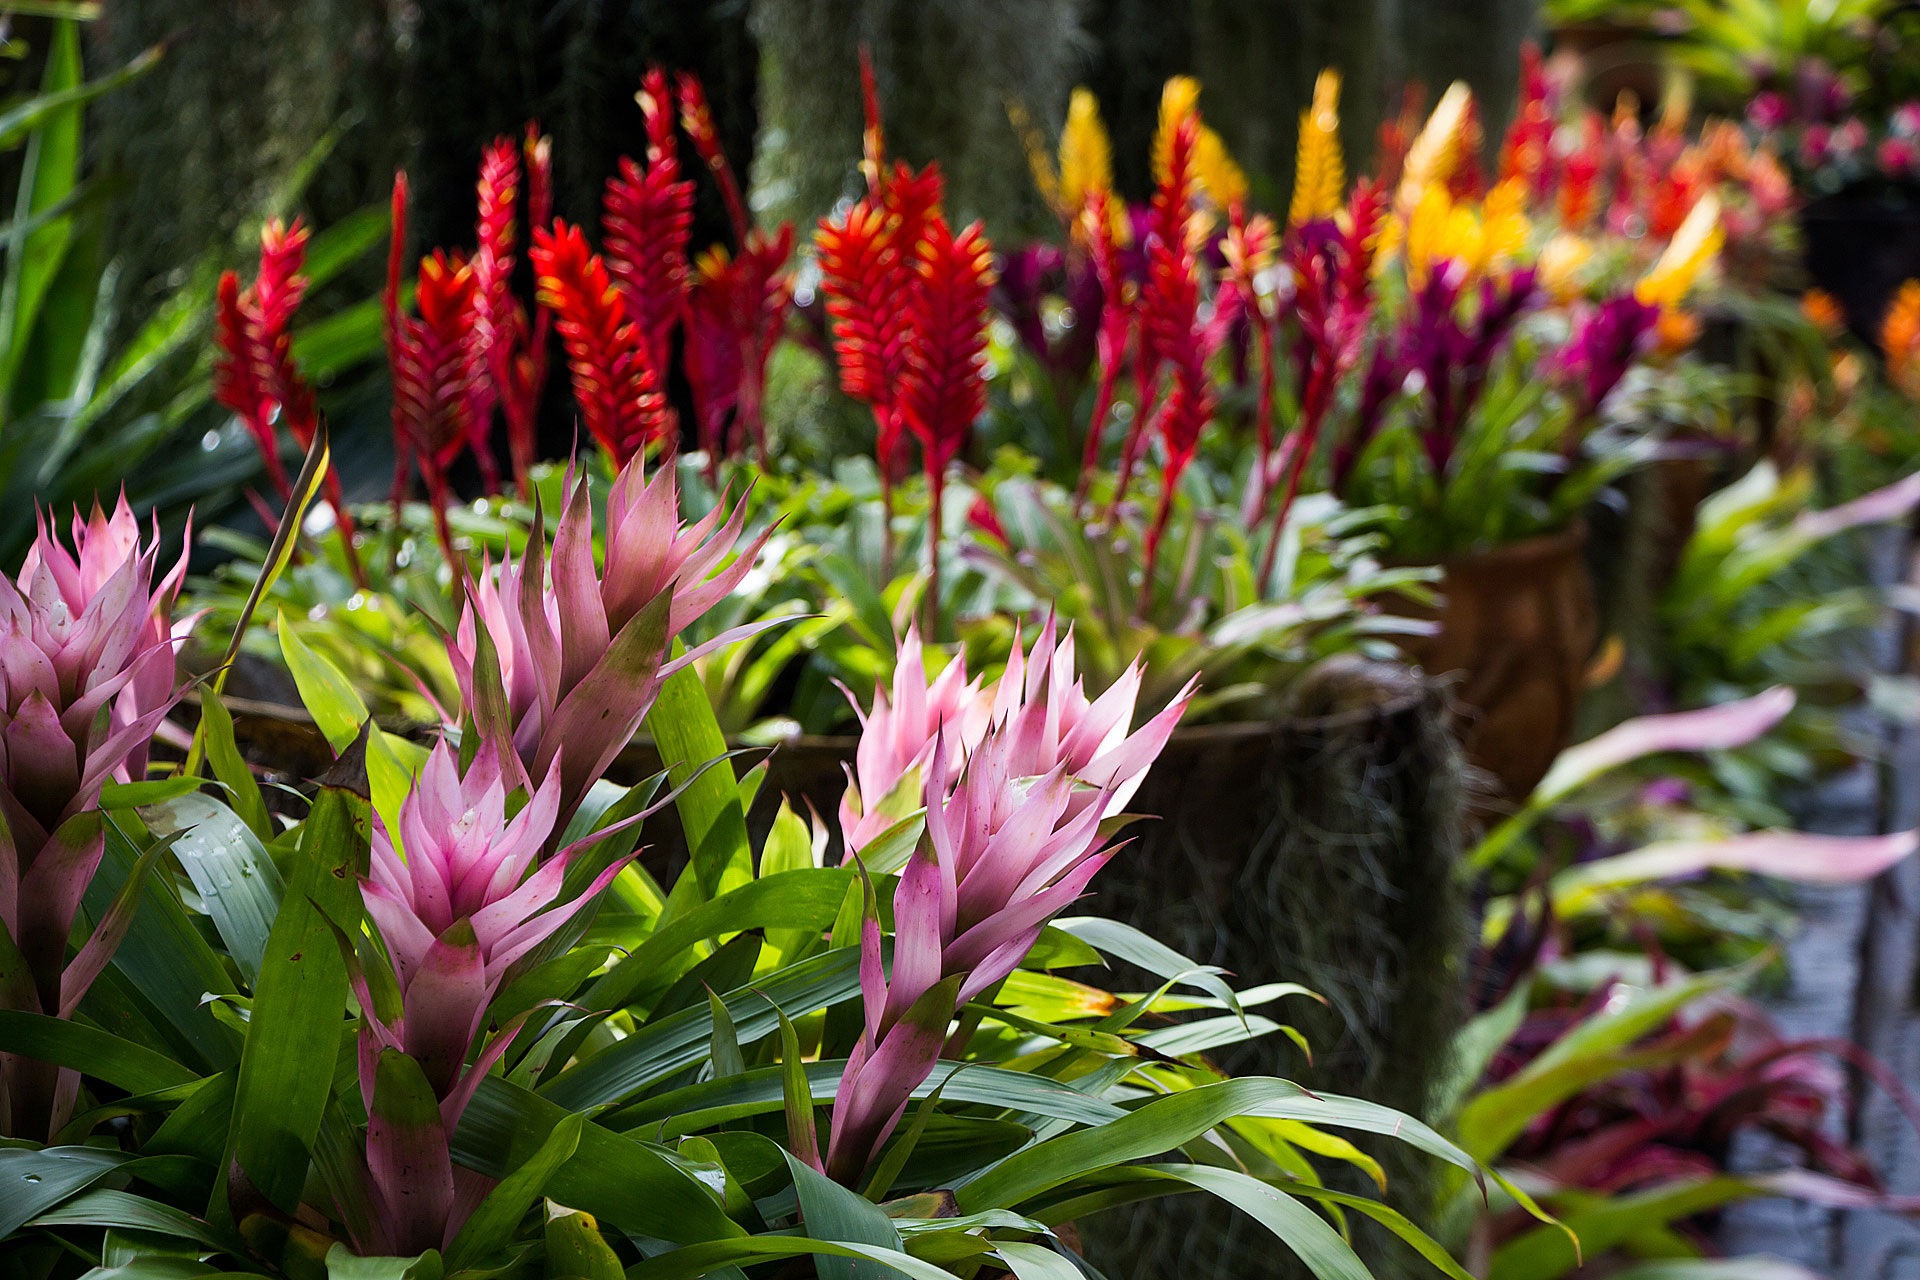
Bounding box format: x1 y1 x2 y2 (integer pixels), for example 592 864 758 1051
749 0 1086 236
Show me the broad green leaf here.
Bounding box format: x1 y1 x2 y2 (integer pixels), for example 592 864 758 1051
322 1244 443 1280
626 1236 963 1280
0 18 82 415
197 690 274 840
451 1076 744 1243
1489 1177 1760 1280
141 791 284 983
646 660 753 903
1054 916 1243 1017
785 1151 906 1280
608 1060 1126 1136
28 1188 225 1250
583 868 852 1014
548 948 862 1110
775 1005 823 1174
82 822 240 1072
543 1203 625 1280
445 1113 584 1271
0 1145 128 1235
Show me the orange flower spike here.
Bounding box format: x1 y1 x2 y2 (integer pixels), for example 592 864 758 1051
1884 280 1920 399
859 45 886 193
532 220 672 464
1801 288 1846 341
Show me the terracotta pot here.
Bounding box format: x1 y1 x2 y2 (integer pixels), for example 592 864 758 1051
1393 525 1599 808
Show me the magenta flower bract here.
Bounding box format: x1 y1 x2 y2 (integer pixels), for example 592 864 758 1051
451 456 768 822
838 628 990 859
354 740 632 1255
826 622 1191 1182
0 498 187 1139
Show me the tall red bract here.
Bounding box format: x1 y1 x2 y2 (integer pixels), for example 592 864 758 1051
531 220 673 465
214 217 366 584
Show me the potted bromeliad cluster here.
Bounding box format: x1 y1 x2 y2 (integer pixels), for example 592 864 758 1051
0 452 1549 1277
2 64 1563 1280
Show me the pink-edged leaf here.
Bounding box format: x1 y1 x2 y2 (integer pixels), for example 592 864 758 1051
1750 1168 1920 1214
1536 687 1796 805
15 811 106 1002
882 844 944 1030
1794 469 1920 543
4 691 80 828
364 1046 459 1255
533 587 674 822
402 920 490 1097
1555 829 1919 907
59 824 179 1016
658 615 797 680
825 973 963 1185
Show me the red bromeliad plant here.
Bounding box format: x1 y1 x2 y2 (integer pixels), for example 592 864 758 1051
678 72 796 468
214 219 368 585
816 59 993 619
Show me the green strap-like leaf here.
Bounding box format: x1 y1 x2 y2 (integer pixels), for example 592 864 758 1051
223 734 370 1216
0 1010 195 1095
646 660 753 905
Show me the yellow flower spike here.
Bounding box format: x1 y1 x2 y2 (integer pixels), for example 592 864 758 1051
1289 68 1345 226
1058 88 1113 214
1194 124 1249 209
1403 185 1456 288
1153 76 1202 189
1635 193 1724 312
1398 80 1473 212
1538 233 1596 303
1007 97 1062 214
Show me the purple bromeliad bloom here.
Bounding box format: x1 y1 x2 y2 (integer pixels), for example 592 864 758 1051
1558 292 1660 428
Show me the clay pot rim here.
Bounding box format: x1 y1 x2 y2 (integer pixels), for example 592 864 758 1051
1388 519 1589 575
206 692 1434 760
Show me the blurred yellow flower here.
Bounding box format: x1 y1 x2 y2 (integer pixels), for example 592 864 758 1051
1635 193 1723 312
1538 233 1596 303
1152 75 1246 210
1400 178 1530 288
1398 81 1473 212
1058 88 1112 215
1007 97 1061 214
1289 68 1345 226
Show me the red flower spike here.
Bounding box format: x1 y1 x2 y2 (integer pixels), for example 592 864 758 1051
603 154 693 381
900 217 994 474
505 127 555 495
1073 188 1133 515
685 225 795 465
213 270 293 501
465 136 521 491
532 220 672 465
392 251 480 474
816 169 941 478
899 215 994 631
859 44 886 192
1112 111 1203 521
215 217 365 584
675 71 751 242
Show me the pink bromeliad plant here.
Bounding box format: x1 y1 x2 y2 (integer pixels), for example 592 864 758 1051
825 620 1192 1183
449 457 770 823
349 740 635 1255
0 499 187 1139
